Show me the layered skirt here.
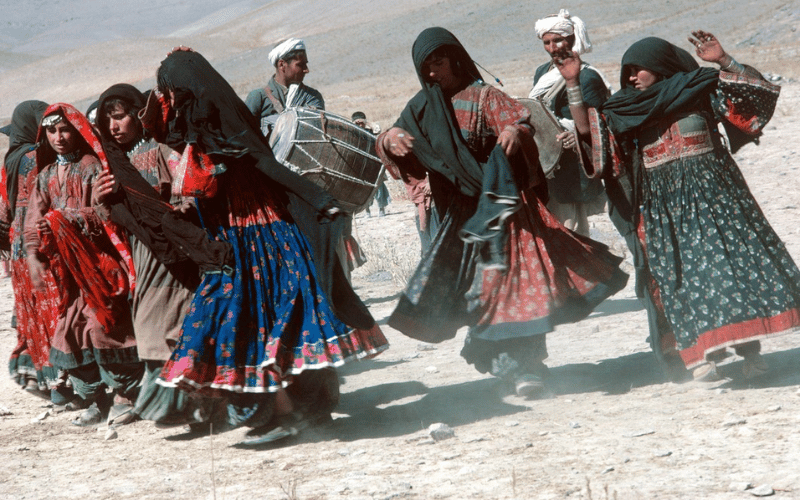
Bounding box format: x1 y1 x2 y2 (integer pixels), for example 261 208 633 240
8 259 61 389
160 168 388 394
641 150 800 368
389 186 628 370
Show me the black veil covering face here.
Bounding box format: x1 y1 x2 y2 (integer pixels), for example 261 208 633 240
4 100 49 217
96 82 230 274
154 50 374 329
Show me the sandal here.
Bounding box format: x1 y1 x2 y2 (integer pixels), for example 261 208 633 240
742 353 769 379
692 362 720 382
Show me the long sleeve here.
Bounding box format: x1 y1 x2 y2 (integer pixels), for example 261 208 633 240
24 172 50 255
712 70 780 136
245 88 271 118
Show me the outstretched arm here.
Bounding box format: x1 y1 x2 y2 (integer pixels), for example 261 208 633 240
688 30 761 79
554 51 590 136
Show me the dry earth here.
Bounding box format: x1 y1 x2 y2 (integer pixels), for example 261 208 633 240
1 2 800 499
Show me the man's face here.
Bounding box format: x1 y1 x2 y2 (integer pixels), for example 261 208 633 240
542 32 571 59
278 52 309 85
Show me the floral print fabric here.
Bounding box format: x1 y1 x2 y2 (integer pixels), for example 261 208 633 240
161 166 387 394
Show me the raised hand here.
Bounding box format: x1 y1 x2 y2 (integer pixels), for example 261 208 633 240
688 30 727 65
167 45 194 57
553 50 583 85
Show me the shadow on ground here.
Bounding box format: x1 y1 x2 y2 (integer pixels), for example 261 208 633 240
547 351 664 396
718 346 800 390
331 377 525 442
328 350 672 443
589 297 644 318
174 346 800 448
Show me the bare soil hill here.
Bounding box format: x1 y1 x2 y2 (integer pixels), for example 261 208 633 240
1 2 800 499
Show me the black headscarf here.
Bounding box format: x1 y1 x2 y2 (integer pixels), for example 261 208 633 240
95 83 212 270
395 27 486 197
155 50 375 329
155 50 336 211
600 37 719 135
394 28 522 269
4 100 49 215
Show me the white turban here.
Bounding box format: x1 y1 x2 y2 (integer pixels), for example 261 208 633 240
534 9 592 55
268 38 306 66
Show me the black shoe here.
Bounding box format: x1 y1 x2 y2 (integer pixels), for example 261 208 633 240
237 412 307 446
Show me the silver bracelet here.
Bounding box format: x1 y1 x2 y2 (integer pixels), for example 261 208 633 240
566 85 584 106
721 56 745 75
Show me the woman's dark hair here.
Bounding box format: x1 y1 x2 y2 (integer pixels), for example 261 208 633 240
421 45 473 85
98 95 145 144
101 97 140 119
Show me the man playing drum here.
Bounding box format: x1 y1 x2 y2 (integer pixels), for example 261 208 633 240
245 38 325 136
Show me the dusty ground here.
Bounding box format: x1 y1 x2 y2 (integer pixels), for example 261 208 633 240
1 2 800 499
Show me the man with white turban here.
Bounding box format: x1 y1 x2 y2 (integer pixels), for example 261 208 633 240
529 9 611 236
245 37 325 136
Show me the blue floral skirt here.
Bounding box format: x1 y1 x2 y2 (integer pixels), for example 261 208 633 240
160 169 388 394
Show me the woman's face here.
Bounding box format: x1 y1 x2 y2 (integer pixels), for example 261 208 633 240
628 65 660 91
422 52 461 92
106 103 139 146
45 120 79 155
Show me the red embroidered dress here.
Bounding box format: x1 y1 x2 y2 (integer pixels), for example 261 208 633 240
25 153 138 368
25 103 137 370
2 150 61 389
379 81 628 373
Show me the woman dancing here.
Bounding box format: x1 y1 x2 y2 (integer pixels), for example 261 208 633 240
25 103 142 424
148 49 388 444
93 83 211 426
554 31 799 380
2 100 70 402
377 28 627 397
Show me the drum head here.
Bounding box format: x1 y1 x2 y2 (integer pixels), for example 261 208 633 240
518 98 563 179
267 107 384 212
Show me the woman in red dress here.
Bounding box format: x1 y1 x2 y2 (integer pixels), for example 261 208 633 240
377 27 628 397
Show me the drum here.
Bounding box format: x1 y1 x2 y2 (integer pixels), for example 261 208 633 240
517 97 564 179
269 107 385 213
